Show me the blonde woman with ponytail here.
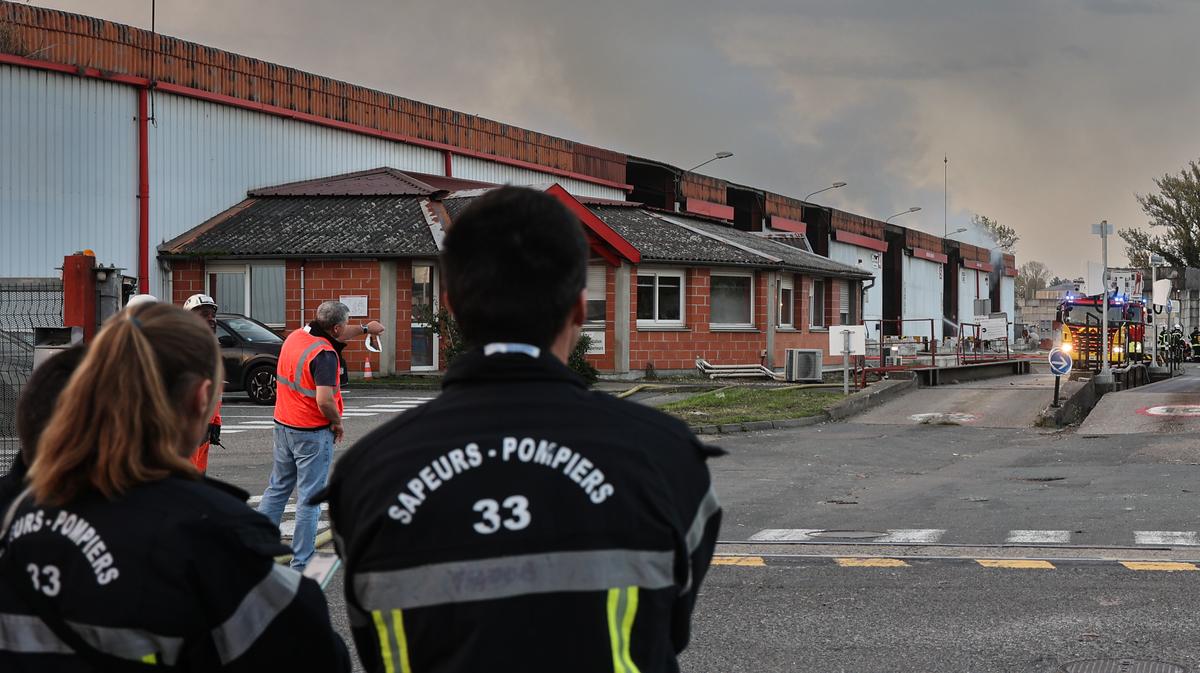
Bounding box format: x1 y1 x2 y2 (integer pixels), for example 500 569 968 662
0 303 349 672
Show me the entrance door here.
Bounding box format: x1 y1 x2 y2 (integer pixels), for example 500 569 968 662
411 263 439 371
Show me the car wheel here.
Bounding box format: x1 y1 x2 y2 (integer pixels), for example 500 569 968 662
246 364 277 406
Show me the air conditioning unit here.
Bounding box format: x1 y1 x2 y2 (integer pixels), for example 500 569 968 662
784 348 824 382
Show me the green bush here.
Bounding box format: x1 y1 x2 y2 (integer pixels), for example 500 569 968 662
569 333 600 385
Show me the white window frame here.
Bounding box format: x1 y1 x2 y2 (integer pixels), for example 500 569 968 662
635 268 686 328
709 269 755 329
810 278 827 329
205 261 286 328
778 275 795 329
410 261 439 372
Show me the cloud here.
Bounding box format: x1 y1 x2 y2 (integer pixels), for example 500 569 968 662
30 0 1200 275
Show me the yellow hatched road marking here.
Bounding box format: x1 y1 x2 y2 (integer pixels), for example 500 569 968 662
836 557 910 568
712 555 766 566
976 559 1055 569
1121 561 1198 572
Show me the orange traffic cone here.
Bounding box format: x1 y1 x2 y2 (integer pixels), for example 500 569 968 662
363 358 374 379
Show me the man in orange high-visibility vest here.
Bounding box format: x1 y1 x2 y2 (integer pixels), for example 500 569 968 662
259 299 383 570
183 293 222 473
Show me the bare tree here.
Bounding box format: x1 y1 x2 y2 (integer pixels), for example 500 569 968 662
1016 261 1050 299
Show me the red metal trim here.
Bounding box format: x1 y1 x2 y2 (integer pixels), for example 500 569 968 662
0 54 633 194
137 88 150 293
588 237 622 267
911 247 949 264
443 150 453 178
769 215 806 234
833 230 889 253
963 260 994 272
62 255 98 342
545 184 640 264
685 198 735 221
1003 266 1019 277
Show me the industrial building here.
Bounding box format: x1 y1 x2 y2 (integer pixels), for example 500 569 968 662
0 1 1016 377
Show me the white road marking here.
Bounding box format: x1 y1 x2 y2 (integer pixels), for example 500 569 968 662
1006 530 1071 544
748 529 824 541
340 412 378 417
279 520 330 539
875 529 946 544
222 429 246 434
1135 531 1199 546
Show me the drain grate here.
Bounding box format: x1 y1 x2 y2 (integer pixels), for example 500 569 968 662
1061 659 1185 673
806 530 887 540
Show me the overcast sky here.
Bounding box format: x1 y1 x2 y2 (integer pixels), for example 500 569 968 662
35 0 1200 275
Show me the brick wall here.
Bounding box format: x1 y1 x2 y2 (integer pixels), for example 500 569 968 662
765 193 806 221
679 174 728 204
905 229 943 252
283 260 383 377
170 259 203 305
830 210 886 239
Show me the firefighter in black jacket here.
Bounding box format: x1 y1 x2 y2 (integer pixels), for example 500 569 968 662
0 303 349 672
326 187 722 673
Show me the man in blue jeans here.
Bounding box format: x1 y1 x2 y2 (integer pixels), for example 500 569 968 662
259 300 384 569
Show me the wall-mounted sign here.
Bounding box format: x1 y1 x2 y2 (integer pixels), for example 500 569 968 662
584 329 605 355
340 295 368 317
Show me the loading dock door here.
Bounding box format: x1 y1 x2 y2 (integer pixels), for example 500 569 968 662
829 241 883 325
902 254 944 340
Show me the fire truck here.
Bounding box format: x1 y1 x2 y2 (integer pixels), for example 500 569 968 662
1055 292 1147 370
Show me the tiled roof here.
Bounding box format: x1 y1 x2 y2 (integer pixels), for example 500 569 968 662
590 207 870 278
160 196 437 257
590 206 766 266
666 214 870 278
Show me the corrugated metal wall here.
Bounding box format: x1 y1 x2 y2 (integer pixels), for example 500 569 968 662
902 255 944 340
829 241 883 323
453 155 625 201
1000 276 1016 340
0 65 138 276
958 267 991 334
147 91 447 292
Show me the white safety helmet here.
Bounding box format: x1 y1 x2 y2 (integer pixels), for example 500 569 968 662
183 293 218 312
125 294 158 309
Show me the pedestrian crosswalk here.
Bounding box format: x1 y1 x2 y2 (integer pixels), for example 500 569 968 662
247 494 329 541
749 528 1200 547
221 396 433 434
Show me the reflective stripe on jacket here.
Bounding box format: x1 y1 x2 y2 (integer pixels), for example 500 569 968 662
275 328 343 428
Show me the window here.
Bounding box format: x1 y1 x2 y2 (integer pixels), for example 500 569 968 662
586 265 607 324
710 271 753 328
839 280 850 324
411 263 438 370
206 263 286 327
636 270 684 326
810 278 826 328
778 275 794 328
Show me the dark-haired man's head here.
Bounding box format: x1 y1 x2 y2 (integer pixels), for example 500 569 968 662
442 187 588 360
15 344 86 467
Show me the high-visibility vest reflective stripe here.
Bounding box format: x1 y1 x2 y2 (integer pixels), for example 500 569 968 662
372 609 412 673
607 586 641 673
275 329 343 427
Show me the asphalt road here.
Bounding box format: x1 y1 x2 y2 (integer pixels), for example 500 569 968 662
1080 365 1200 436
212 374 1200 672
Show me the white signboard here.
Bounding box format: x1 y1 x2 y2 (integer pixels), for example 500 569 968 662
583 329 605 355
340 295 368 317
1153 278 1171 308
828 325 867 356
974 314 1008 340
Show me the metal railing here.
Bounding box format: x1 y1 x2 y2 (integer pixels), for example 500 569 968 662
0 278 63 468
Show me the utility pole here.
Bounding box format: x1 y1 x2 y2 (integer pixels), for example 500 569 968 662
1093 220 1113 386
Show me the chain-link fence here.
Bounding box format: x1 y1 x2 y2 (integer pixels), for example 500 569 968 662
0 278 63 468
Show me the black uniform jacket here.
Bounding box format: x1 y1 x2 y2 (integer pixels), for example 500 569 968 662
0 475 349 672
326 348 723 673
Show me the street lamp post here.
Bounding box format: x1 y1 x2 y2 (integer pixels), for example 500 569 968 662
675 152 733 211
1150 253 1166 372
885 206 922 223
804 182 847 202
944 227 968 239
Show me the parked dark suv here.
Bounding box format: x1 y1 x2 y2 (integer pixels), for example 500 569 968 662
216 313 282 405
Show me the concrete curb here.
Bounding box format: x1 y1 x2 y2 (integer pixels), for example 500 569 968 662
690 378 917 435
1036 378 1098 428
